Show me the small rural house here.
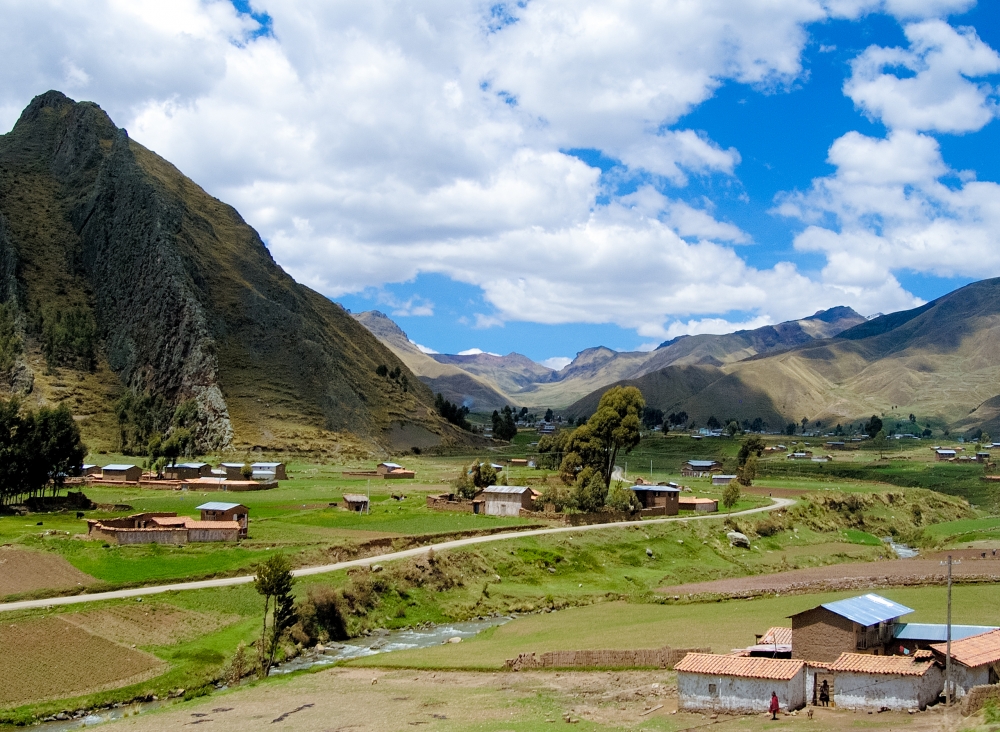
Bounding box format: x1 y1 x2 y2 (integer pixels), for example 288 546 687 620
86 512 241 545
825 652 943 711
101 464 141 482
976 452 991 463
935 449 957 461
893 623 999 655
342 493 370 512
790 593 914 662
377 462 415 479
166 462 212 480
81 464 100 476
786 451 814 460
220 462 250 480
676 653 806 713
630 485 679 515
197 502 249 538
481 485 533 516
738 627 793 658
681 460 721 477
678 497 718 512
251 462 287 480
931 627 1000 697
712 474 737 486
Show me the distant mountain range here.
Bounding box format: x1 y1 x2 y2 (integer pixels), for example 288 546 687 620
358 279 1000 436
354 305 866 411
0 91 461 453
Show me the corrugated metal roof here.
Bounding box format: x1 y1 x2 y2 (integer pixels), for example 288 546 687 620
819 594 914 625
931 628 1000 668
895 623 998 642
686 460 718 467
482 485 532 494
827 653 936 676
675 653 804 680
103 464 137 471
252 462 283 467
631 485 681 492
379 462 403 469
342 493 369 502
175 462 208 469
196 502 245 512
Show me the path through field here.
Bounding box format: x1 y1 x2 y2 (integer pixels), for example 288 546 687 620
0 497 793 613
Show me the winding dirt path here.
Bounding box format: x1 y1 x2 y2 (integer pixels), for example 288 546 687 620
0 498 793 613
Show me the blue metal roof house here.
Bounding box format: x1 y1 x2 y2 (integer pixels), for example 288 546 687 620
789 593 914 662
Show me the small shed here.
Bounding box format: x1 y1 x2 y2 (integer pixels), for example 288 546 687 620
102 464 141 482
931 627 1000 698
712 474 737 486
81 464 100 476
826 652 942 711
252 462 287 480
976 452 991 463
342 493 370 512
936 449 957 461
481 485 533 517
220 462 249 480
167 462 212 480
681 460 721 477
676 653 806 713
678 497 718 512
197 502 249 538
790 593 913 662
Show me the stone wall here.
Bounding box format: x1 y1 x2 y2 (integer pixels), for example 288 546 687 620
961 683 1000 716
504 646 709 671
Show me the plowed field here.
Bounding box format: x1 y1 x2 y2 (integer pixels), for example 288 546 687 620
0 548 95 598
658 553 1000 598
62 603 239 647
0 616 165 708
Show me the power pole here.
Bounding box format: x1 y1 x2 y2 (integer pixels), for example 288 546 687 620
946 554 952 707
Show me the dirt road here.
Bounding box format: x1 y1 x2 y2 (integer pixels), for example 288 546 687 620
0 498 792 613
659 552 1000 598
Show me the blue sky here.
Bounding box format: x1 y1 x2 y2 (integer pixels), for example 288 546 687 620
1 0 998 367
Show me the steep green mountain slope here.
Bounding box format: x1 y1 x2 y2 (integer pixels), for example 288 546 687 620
0 91 455 452
353 310 511 411
568 278 1000 434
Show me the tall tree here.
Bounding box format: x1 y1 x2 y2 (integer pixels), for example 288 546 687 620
253 553 295 678
582 386 645 487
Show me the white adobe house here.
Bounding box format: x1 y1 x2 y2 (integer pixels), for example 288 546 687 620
675 653 807 713
826 652 943 711
931 627 1000 698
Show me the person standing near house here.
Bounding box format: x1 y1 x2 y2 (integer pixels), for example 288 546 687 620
819 679 830 706
769 692 780 719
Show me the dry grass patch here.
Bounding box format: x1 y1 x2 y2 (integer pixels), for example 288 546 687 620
0 548 96 598
62 603 240 647
0 616 165 708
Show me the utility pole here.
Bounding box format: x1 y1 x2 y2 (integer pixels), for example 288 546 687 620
946 554 952 707
367 479 371 516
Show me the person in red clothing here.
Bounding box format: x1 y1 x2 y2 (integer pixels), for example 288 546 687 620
769 692 780 719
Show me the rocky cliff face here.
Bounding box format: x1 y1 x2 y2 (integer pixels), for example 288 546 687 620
0 91 451 451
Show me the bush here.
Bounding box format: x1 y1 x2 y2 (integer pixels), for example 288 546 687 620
605 482 640 512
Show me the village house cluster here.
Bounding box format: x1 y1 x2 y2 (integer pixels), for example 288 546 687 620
86 502 249 545
676 593 1000 714
79 461 288 488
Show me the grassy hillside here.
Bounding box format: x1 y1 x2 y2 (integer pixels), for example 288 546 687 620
0 91 455 452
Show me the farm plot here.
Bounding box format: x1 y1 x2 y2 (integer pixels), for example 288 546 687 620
0 616 166 708
61 603 240 647
0 547 96 598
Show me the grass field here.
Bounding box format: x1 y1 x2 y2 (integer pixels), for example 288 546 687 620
347 583 1000 670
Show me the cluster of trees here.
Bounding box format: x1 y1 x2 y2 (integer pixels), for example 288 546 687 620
35 305 97 371
0 398 86 506
641 406 664 430
434 393 471 431
0 303 22 384
491 405 518 441
536 386 645 513
452 459 506 498
375 363 409 392
115 392 203 469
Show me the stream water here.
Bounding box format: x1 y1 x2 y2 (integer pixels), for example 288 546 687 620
883 537 919 558
37 616 511 731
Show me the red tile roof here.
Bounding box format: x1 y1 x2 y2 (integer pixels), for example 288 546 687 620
827 653 937 676
188 521 240 530
759 627 792 646
931 628 1000 668
675 653 805 680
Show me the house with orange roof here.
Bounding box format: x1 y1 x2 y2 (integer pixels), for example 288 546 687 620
675 653 807 713
825 652 943 711
930 627 1000 698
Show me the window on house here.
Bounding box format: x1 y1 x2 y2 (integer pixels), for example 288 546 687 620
708 684 717 695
